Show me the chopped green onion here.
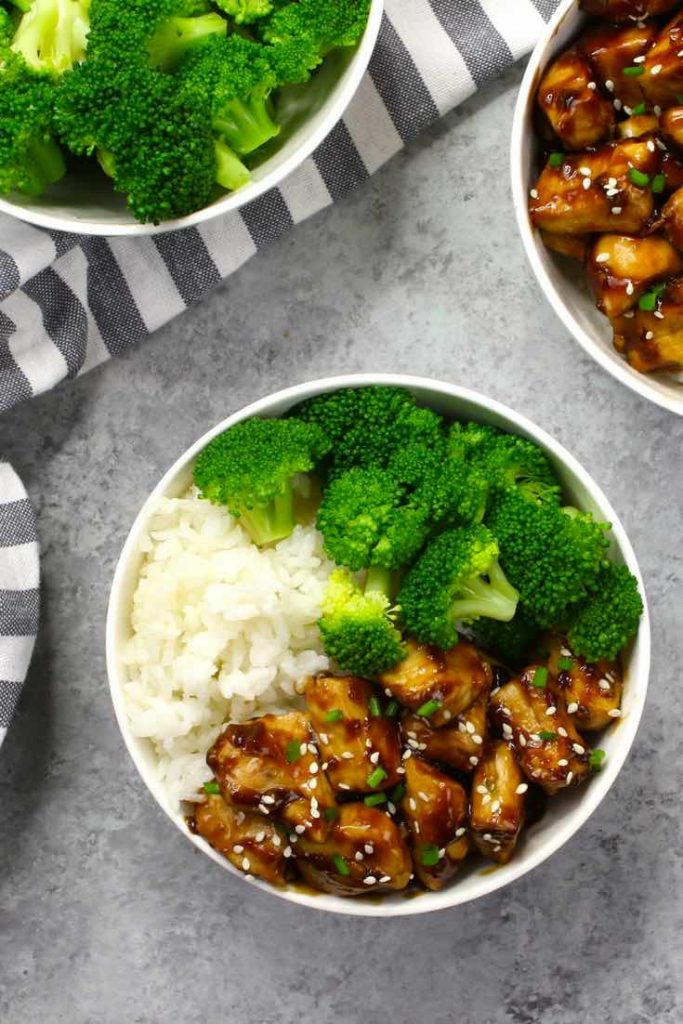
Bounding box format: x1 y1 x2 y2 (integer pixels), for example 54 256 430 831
589 748 606 772
324 806 340 822
638 281 667 311
627 167 650 187
390 783 406 804
632 102 647 115
532 666 548 689
324 709 344 722
285 739 302 763
369 695 382 718
417 698 442 717
420 843 441 867
385 699 399 718
364 792 387 807
677 94 683 104
539 730 557 741
203 780 220 794
548 151 564 167
332 853 350 876
367 765 388 789
558 656 574 671
652 173 666 194
623 65 644 77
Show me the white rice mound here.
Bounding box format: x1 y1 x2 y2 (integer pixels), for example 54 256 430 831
121 490 333 808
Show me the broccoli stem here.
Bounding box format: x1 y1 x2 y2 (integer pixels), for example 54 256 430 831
365 565 393 598
21 136 66 195
449 560 519 624
97 148 116 179
213 94 280 156
214 139 250 191
238 489 295 546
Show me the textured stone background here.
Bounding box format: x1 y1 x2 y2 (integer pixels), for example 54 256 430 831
1 67 682 1024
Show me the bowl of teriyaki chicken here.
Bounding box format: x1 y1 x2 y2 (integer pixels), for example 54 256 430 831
512 0 683 416
106 376 650 916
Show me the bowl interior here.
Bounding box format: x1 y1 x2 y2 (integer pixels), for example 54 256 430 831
0 0 383 236
511 0 683 416
106 374 650 917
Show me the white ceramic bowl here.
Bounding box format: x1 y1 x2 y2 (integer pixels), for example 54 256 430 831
106 373 651 916
511 0 683 416
0 1 383 237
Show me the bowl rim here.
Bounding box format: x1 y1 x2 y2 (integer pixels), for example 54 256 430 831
106 372 651 917
0 0 384 238
510 0 683 417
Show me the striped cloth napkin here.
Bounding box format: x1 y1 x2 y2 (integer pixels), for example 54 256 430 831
0 0 560 744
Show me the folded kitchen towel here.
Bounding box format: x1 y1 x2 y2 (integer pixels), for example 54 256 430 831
0 0 560 743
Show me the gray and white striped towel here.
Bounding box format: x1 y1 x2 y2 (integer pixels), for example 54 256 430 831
0 0 560 744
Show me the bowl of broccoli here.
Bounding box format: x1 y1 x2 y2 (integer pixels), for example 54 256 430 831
107 375 650 915
0 0 383 234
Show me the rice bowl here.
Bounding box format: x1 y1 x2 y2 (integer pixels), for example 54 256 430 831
106 375 650 916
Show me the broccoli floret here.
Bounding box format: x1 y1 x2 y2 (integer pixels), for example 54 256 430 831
214 0 272 24
450 422 561 506
399 526 519 650
11 0 91 74
266 33 322 85
179 34 279 156
193 416 330 546
319 567 405 677
0 48 66 197
294 387 445 478
391 442 489 527
470 610 540 668
316 466 431 572
567 563 643 662
147 12 227 71
262 0 371 52
486 488 610 630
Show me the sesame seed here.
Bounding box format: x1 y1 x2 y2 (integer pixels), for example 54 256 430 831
307 743 316 755
245 874 255 881
370 750 380 764
566 771 574 784
402 749 412 760
502 723 513 738
458 721 467 733
645 330 654 340
518 734 527 747
387 802 396 815
493 845 502 854
466 721 475 735
469 755 479 766
384 688 392 697
355 851 364 861
310 807 321 818
567 702 579 714
476 785 488 795
419 791 430 803
308 778 318 791
483 833 493 842
418 743 427 751
647 140 656 152
310 796 318 810
396 766 406 775
338 782 350 790
472 734 483 745
309 762 319 774
501 706 511 717
626 281 634 296
255 831 265 843
407 738 419 749
438 849 446 859
364 844 374 854
442 710 452 721
236 811 245 825
365 738 373 748
573 743 585 754
515 783 528 795
608 177 617 188
558 727 568 737
289 834 298 843
321 762 329 771
605 188 619 197
258 805 270 815
530 188 539 199
482 794 491 806
341 751 354 759
262 794 275 804
654 310 665 319
558 758 569 767
233 844 244 854
623 310 635 318
587 80 596 90
678 49 683 57
633 55 645 64
272 835 282 848
299 743 307 756
579 165 591 176
456 827 466 837
284 846 293 858
242 857 250 871
599 679 611 691
319 733 329 744
379 875 391 884
595 252 610 263
651 63 662 76
363 876 377 886
608 708 622 718
295 824 305 834
613 99 622 111
491 800 501 813
611 207 622 215
546 706 557 716
605 79 614 92
583 177 592 190
530 733 541 743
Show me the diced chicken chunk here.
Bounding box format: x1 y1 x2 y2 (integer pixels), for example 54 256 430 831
547 640 623 731
401 757 469 891
587 233 683 316
662 184 683 248
642 12 683 108
536 48 615 151
191 793 290 886
618 114 661 140
295 803 412 896
470 741 526 865
378 638 492 727
659 105 683 148
612 274 683 370
580 23 657 109
580 0 678 19
540 231 590 262
529 137 660 235
489 668 591 795
207 711 335 841
305 673 401 793
401 692 488 773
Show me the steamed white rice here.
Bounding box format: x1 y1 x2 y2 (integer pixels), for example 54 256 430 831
121 490 333 808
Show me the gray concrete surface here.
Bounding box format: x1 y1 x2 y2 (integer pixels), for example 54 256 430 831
2 65 683 1024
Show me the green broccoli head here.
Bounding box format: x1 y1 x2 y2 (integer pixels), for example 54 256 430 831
193 416 330 546
449 422 561 507
316 466 431 572
470 609 540 668
391 442 489 528
486 488 610 630
294 387 445 478
214 0 273 24
319 567 406 677
567 563 643 662
262 0 371 52
0 50 66 197
399 525 519 650
147 12 227 72
10 0 91 74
